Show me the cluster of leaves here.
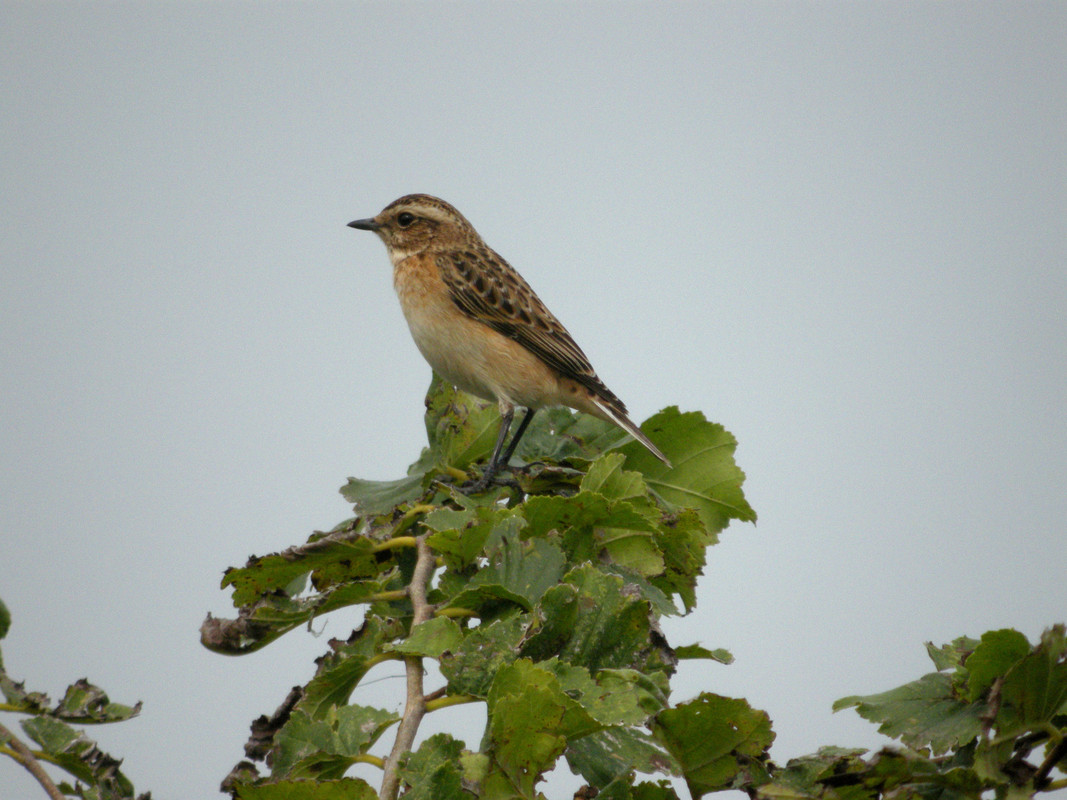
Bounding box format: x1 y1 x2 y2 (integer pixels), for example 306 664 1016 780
759 626 1067 800
202 378 1066 800
202 378 764 799
0 597 149 800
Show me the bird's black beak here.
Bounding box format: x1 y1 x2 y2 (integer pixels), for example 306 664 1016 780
347 218 380 231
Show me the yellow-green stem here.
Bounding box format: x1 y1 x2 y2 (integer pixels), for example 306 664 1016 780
425 694 479 713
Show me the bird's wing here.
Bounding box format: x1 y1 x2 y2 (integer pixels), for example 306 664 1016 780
436 247 625 411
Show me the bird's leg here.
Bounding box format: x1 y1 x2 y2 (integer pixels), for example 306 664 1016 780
465 407 514 491
500 408 535 466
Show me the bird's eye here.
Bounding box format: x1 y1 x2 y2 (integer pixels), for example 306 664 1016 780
396 212 416 228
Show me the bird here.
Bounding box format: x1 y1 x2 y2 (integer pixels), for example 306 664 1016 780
348 194 670 490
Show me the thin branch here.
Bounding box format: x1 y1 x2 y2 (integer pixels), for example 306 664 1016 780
423 687 447 703
379 534 435 800
435 606 479 619
372 536 419 553
353 753 385 769
1034 736 1067 790
425 694 478 713
0 722 65 800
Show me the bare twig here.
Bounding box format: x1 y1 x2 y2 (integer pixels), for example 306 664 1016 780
379 534 435 800
1034 737 1067 790
0 721 65 800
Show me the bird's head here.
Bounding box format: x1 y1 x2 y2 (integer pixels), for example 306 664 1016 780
348 194 476 261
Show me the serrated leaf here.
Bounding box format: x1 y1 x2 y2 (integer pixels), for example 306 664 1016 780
521 565 655 672
440 613 527 698
393 616 463 658
566 726 679 795
650 508 715 612
221 533 383 607
581 452 649 500
617 408 756 532
340 474 426 515
271 705 398 779
961 628 1031 701
419 375 500 472
297 620 391 718
512 405 625 464
523 491 655 541
925 635 980 672
541 660 668 726
201 577 388 655
57 679 141 723
21 715 138 795
487 660 601 795
446 525 566 614
834 672 984 755
996 624 1067 733
426 507 517 569
233 778 377 800
675 644 734 665
652 693 774 797
523 490 665 582
398 733 468 800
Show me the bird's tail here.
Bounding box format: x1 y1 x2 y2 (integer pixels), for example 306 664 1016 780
591 398 672 468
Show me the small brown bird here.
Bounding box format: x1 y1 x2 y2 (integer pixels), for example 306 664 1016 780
348 194 670 488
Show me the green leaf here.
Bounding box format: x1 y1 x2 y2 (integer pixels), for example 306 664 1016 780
960 628 1031 701
675 644 734 665
523 490 665 580
754 746 870 799
487 660 601 796
446 524 566 615
512 405 624 464
0 597 9 641
925 635 979 672
340 474 426 515
617 408 756 532
521 565 655 672
201 576 389 655
297 619 391 718
393 616 464 658
834 672 984 755
56 679 141 723
523 491 655 543
996 624 1067 733
233 778 377 800
21 715 139 795
650 508 716 612
603 565 679 617
440 613 527 698
651 693 774 797
580 452 650 500
419 375 501 472
271 705 398 779
633 781 683 800
426 507 517 569
541 661 668 726
398 733 468 800
221 530 384 607
566 727 679 797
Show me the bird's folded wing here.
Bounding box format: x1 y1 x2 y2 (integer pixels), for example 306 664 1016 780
436 248 624 411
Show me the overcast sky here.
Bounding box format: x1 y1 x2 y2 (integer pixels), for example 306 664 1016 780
2 3 1065 798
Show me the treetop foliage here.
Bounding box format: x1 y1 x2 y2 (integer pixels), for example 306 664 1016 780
2 379 1063 799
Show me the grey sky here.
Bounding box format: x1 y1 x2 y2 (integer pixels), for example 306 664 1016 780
2 2 1065 798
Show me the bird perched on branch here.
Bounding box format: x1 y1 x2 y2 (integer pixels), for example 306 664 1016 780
348 194 670 490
